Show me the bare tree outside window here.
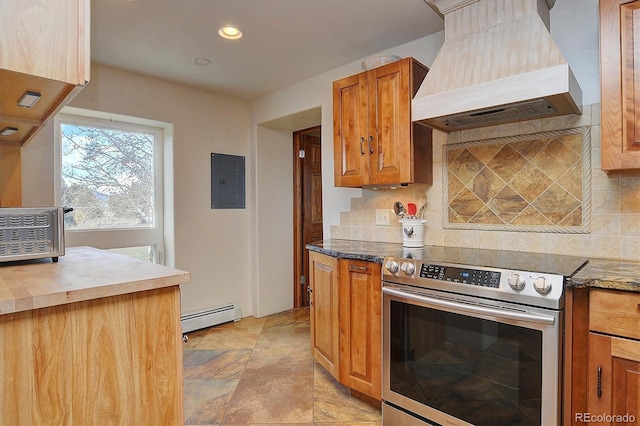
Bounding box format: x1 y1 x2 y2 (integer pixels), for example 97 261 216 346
60 124 156 230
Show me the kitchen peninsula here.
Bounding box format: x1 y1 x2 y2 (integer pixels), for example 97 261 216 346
0 246 190 425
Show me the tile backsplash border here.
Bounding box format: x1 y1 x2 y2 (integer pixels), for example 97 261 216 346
330 104 640 261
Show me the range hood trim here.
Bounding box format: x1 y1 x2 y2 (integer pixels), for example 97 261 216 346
413 63 582 132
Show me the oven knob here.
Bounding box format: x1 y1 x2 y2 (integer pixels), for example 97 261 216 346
534 276 552 294
508 273 526 291
400 262 415 275
385 260 399 273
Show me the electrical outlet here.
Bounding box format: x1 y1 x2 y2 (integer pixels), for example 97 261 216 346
375 209 390 226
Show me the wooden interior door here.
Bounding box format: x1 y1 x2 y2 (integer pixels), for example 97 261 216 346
293 126 323 307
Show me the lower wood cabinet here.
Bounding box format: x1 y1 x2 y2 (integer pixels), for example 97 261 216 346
587 332 640 424
566 287 640 425
309 251 381 401
0 286 184 425
309 251 340 378
338 259 381 400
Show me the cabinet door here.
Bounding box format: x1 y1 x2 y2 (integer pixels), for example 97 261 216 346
333 74 369 187
0 0 90 85
338 259 381 400
588 332 640 424
309 251 340 378
600 0 640 171
368 59 412 185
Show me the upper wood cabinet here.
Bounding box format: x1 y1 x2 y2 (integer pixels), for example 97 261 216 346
600 0 640 171
0 0 90 147
333 57 433 187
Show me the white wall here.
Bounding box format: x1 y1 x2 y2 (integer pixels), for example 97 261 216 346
21 64 253 318
253 126 294 316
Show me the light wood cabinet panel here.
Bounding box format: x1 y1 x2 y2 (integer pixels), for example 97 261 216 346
0 0 90 85
333 57 432 187
0 144 21 206
309 251 340 378
0 0 90 148
339 259 381 400
0 286 184 425
600 0 640 171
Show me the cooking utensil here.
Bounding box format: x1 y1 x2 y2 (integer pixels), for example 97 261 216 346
417 194 427 219
393 201 406 218
407 203 417 218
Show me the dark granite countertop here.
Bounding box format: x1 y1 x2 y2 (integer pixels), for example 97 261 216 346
307 239 640 293
570 258 640 292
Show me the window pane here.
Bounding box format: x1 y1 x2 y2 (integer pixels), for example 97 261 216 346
60 123 156 230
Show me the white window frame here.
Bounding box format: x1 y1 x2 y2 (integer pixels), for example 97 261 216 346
54 108 165 264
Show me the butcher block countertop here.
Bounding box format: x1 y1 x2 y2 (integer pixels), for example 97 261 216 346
0 246 191 315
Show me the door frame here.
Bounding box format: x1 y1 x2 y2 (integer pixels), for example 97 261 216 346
293 125 321 308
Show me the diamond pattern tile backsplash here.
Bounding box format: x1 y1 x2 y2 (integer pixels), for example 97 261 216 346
444 127 590 232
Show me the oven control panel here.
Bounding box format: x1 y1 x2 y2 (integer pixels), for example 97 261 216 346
420 264 500 288
383 256 567 309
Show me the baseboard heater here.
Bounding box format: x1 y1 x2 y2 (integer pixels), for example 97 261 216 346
181 303 239 333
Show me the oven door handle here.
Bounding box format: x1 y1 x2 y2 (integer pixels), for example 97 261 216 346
383 287 555 325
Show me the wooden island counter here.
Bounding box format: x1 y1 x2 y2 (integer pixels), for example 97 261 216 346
0 246 191 425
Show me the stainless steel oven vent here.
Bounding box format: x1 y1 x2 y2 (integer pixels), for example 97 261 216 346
435 99 556 130
0 207 66 262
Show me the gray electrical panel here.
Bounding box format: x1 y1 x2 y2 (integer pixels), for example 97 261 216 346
211 153 245 209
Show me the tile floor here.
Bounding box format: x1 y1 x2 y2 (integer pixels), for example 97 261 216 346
182 307 383 425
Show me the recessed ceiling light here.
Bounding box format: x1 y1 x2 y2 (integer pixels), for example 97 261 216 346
194 57 211 66
0 127 19 137
218 25 242 40
18 91 41 108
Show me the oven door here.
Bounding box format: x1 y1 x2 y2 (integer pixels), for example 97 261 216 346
382 284 563 426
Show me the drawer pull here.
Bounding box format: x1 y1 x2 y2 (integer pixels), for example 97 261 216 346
597 366 602 398
349 265 368 271
360 137 365 155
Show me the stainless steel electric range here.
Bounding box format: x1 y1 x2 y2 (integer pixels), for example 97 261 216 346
381 246 588 426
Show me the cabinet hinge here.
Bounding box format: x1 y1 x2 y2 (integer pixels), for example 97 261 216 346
300 275 306 285
299 149 305 158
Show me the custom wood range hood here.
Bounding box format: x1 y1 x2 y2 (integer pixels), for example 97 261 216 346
413 0 583 132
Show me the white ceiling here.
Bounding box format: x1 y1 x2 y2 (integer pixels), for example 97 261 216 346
91 0 444 100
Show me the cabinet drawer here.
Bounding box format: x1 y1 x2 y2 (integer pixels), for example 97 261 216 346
590 289 640 340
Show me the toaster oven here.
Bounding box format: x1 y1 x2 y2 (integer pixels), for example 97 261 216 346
0 207 68 263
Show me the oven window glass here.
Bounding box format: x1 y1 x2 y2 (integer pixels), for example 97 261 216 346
389 300 542 426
